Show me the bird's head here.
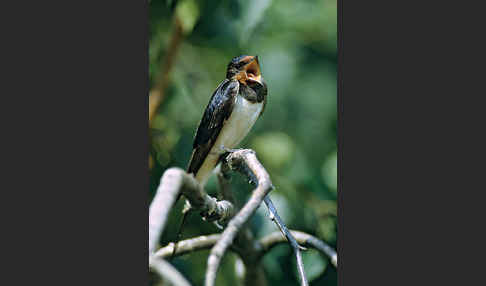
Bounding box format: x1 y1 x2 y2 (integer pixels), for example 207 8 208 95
226 55 263 85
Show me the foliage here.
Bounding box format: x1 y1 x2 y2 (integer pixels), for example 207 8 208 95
149 0 337 285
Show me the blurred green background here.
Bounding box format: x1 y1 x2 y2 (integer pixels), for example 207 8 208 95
149 0 337 285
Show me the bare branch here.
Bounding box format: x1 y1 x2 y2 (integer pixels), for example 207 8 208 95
205 150 273 286
150 256 192 286
155 234 221 259
263 196 308 286
149 168 235 254
153 229 337 278
154 232 267 286
149 168 185 254
217 164 267 286
259 230 337 268
150 150 329 286
217 149 308 285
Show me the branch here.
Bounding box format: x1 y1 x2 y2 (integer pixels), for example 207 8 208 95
205 150 273 286
153 229 337 277
180 176 235 225
217 164 267 286
150 256 191 286
217 149 308 286
259 230 337 268
150 150 324 286
155 232 267 286
149 168 185 254
154 234 221 259
263 196 308 286
149 168 235 254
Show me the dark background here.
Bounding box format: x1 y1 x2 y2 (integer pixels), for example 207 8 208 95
149 0 337 285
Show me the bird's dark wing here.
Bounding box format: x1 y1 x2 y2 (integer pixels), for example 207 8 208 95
187 79 239 175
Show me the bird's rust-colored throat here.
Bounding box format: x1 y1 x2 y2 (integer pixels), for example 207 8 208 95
236 56 262 85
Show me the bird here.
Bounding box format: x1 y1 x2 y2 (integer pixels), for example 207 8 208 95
186 55 267 186
175 56 301 261
170 55 267 256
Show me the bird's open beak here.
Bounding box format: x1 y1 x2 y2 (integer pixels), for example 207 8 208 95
236 56 262 85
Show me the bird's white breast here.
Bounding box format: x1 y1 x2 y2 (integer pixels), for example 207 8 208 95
215 95 263 150
195 95 263 186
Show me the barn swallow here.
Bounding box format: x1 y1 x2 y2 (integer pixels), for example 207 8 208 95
187 55 267 186
176 58 301 259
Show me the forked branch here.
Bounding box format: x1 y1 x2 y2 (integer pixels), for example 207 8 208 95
149 168 235 286
150 149 333 286
149 168 234 254
205 150 273 286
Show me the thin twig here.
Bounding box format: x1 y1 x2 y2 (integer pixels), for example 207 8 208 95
149 256 192 286
155 234 222 259
263 196 308 286
171 205 193 259
259 230 337 268
205 150 273 286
